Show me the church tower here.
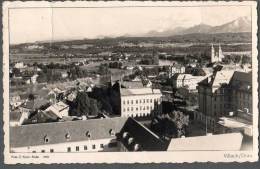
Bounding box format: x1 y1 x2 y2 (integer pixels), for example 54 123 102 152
211 43 216 63
218 44 224 62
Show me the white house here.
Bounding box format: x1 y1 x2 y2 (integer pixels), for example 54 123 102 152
44 101 69 118
120 88 162 117
10 117 127 153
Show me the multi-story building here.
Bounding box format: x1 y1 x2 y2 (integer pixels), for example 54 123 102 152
168 65 185 77
10 117 127 153
172 74 207 91
196 70 252 130
10 117 169 153
120 87 162 117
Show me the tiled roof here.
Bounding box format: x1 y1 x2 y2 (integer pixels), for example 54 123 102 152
211 70 234 87
121 88 161 96
46 101 68 112
10 117 127 148
118 118 168 151
121 81 144 89
231 71 252 85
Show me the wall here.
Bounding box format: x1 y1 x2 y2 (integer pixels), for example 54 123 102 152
121 94 162 117
11 138 119 153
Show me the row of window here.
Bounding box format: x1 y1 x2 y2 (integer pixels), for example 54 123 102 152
122 98 160 105
43 129 115 143
32 142 118 153
123 106 154 112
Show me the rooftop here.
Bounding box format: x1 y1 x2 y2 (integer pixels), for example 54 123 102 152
167 133 243 151
118 118 168 151
10 117 128 148
121 81 144 89
120 88 161 96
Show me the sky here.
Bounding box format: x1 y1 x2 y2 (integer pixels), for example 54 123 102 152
9 6 251 44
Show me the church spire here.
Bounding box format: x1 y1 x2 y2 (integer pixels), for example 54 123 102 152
218 43 224 62
211 43 215 63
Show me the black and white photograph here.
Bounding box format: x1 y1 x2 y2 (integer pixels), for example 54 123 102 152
3 1 258 164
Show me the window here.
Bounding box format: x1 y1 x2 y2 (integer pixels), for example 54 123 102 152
32 151 36 153
76 146 79 151
131 100 133 104
108 142 118 148
109 129 115 136
50 149 54 153
65 133 71 140
127 100 129 104
143 107 145 110
143 99 145 103
147 99 149 103
131 107 133 111
147 106 149 110
86 131 91 138
67 147 71 152
136 107 138 111
136 100 138 104
100 144 104 148
123 100 125 104
41 150 45 153
150 99 152 103
44 135 49 143
92 145 96 149
84 146 88 150
127 107 129 111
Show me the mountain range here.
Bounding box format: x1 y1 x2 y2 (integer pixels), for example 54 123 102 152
140 16 251 37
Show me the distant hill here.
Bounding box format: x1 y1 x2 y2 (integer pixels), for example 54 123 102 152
141 16 251 37
211 16 251 33
10 17 251 48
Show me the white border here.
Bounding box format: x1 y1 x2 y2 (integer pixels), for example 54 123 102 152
3 1 259 164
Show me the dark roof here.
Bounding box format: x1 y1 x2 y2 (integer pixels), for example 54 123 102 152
118 118 168 151
10 117 127 148
231 71 252 84
230 71 252 92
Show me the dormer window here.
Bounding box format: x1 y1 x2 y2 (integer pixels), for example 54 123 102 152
109 129 115 136
44 135 49 143
65 133 71 140
86 131 91 138
122 132 128 139
128 137 134 145
134 144 141 151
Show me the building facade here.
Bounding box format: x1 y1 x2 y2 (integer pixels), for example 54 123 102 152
10 117 127 153
172 74 207 91
168 65 185 77
120 88 162 117
196 70 252 130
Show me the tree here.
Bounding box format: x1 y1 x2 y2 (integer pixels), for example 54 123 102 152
151 111 189 139
28 93 35 101
169 111 189 137
241 55 251 65
72 92 100 117
233 55 241 64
